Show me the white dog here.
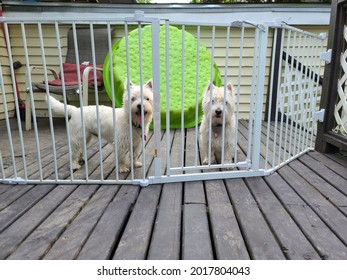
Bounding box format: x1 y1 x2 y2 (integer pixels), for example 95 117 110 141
199 82 236 167
48 79 154 172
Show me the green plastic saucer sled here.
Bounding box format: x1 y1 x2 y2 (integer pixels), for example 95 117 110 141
103 25 222 129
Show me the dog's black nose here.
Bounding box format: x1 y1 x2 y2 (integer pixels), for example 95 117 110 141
215 109 222 116
137 104 142 110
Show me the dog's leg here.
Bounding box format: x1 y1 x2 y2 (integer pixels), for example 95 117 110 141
223 141 234 170
71 145 82 170
209 148 217 165
223 124 236 170
199 135 208 165
133 144 142 168
229 121 237 163
117 150 130 173
200 136 216 165
70 124 87 170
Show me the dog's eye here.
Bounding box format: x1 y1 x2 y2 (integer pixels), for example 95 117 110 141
146 97 150 101
211 100 214 104
225 101 228 105
131 97 136 102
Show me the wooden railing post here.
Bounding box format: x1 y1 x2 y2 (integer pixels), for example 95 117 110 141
316 0 347 153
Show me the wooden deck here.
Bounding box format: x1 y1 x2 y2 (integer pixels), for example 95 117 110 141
0 118 347 260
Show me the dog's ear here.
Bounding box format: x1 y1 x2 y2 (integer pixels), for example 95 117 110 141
226 83 234 96
205 82 215 94
144 79 153 90
124 78 135 90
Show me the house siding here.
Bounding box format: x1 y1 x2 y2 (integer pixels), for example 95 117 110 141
0 4 329 120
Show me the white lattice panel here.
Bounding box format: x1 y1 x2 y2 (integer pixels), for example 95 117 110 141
334 26 347 136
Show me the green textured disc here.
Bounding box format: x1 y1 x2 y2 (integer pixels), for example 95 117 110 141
103 25 222 128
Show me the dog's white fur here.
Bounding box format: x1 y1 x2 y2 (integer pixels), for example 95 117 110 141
48 79 154 172
199 82 236 166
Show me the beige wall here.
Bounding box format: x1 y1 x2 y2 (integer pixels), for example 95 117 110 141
0 23 328 121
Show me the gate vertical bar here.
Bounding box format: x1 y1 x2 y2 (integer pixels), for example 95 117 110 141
151 17 161 179
107 22 119 180
21 22 43 180
54 21 74 180
180 25 185 169
72 22 89 180
137 22 146 180
124 22 134 180
247 27 259 161
235 24 245 164
265 27 279 170
251 24 268 171
165 21 171 177
0 60 17 179
89 23 104 181
3 22 28 181
38 22 60 181
194 25 201 167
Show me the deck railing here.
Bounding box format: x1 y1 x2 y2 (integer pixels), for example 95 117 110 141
316 0 347 152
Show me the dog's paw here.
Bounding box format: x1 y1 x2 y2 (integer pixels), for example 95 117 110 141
119 165 130 173
72 162 81 170
134 161 142 168
202 158 216 165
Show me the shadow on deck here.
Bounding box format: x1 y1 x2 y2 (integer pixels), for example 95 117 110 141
0 118 347 260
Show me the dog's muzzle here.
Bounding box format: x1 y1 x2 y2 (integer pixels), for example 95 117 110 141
214 109 222 118
134 104 147 128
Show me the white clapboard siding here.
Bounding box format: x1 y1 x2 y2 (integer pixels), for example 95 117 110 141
1 23 328 120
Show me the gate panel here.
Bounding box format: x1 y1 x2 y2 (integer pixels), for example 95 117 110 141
0 16 160 185
0 13 326 186
265 24 326 173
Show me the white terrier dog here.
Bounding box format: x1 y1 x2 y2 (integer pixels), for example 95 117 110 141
48 79 154 172
199 82 236 167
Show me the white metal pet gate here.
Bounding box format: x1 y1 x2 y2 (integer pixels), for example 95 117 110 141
0 12 326 186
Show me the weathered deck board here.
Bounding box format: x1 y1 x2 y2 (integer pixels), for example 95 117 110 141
298 153 347 195
7 184 100 260
308 151 347 180
245 176 321 260
147 182 182 260
205 178 249 260
184 129 205 205
180 128 214 260
147 130 182 260
182 203 214 260
45 130 159 260
278 165 347 245
0 184 80 259
264 172 347 259
1 119 347 260
76 185 137 260
225 178 286 260
113 184 162 260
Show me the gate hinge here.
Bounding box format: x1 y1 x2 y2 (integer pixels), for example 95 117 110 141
237 159 252 170
125 10 159 24
320 49 332 63
313 109 325 122
133 179 150 187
